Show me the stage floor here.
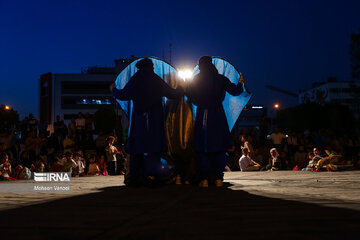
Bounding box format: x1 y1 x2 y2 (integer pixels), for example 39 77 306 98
1 171 359 239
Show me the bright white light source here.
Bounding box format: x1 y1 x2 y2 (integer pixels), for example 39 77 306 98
178 69 193 81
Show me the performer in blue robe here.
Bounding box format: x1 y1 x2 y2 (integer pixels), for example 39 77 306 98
112 58 184 185
186 56 245 187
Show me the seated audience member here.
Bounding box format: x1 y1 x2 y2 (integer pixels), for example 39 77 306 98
19 151 32 169
39 153 49 171
87 154 100 175
63 134 76 153
15 164 31 180
239 148 261 171
268 148 281 171
303 152 315 171
0 153 15 180
31 159 45 172
316 154 342 168
50 157 65 172
293 145 308 169
0 143 14 165
73 152 86 176
241 135 255 159
307 147 323 168
60 152 78 175
97 154 108 176
280 151 291 170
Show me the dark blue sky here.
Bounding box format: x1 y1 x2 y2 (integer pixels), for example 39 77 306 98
1 0 360 118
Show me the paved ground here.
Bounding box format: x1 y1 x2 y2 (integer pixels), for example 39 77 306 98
0 171 359 239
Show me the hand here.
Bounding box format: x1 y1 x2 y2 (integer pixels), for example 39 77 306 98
239 73 245 84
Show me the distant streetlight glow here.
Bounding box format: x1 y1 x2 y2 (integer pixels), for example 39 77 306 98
4 105 10 110
178 69 193 81
274 103 280 109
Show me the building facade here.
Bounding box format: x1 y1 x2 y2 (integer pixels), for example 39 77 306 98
39 58 133 131
299 80 360 118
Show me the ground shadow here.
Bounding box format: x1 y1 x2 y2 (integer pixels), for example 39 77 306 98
0 184 359 240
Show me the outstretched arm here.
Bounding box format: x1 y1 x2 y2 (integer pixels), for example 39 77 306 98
111 82 134 101
224 73 246 96
160 78 184 99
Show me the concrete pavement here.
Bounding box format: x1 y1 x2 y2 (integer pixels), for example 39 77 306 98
0 171 359 239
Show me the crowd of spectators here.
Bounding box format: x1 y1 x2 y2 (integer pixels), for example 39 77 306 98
1 113 360 181
0 113 126 181
232 127 360 172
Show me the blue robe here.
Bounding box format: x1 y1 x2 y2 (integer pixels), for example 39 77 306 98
112 69 183 154
186 68 243 153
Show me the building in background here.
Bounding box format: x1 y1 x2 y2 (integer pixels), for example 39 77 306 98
299 78 360 118
232 105 267 134
39 57 134 131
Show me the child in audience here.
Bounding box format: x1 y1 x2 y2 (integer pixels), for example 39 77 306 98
105 136 118 175
0 153 15 180
87 154 100 175
74 152 86 176
97 154 108 176
15 164 31 180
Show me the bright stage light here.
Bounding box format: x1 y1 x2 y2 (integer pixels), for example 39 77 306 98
178 69 193 81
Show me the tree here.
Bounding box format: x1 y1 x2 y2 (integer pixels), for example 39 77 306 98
0 105 19 131
350 27 360 80
278 103 356 134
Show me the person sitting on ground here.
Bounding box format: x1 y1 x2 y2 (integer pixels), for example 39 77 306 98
0 153 15 180
87 154 100 176
307 147 323 168
15 164 31 180
30 158 45 172
63 133 76 154
302 152 315 171
267 148 281 171
293 145 308 169
60 152 78 175
19 150 32 169
280 151 291 170
74 152 86 176
239 148 261 171
316 150 343 169
241 135 255 159
97 154 108 176
50 156 65 172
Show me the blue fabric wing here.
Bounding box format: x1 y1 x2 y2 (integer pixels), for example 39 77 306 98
192 57 252 131
115 57 178 134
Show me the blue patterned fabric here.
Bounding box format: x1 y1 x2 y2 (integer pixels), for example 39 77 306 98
192 57 252 131
115 57 177 133
115 56 251 134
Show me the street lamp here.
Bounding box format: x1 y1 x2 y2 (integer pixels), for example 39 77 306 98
178 69 193 81
4 105 10 110
274 103 279 109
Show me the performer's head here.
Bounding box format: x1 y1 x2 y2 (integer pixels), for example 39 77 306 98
198 56 212 70
136 58 154 71
198 56 218 74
